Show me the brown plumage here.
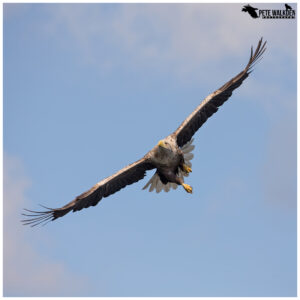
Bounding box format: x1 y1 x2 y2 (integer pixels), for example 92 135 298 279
22 38 266 227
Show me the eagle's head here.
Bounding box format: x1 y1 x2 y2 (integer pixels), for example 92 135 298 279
157 136 176 152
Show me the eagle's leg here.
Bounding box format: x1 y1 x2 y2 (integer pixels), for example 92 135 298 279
182 183 193 193
175 177 193 194
161 170 193 194
182 163 192 174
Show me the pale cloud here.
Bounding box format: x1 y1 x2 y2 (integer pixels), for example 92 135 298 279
239 69 296 209
261 109 296 209
243 75 296 209
41 3 296 79
3 154 90 296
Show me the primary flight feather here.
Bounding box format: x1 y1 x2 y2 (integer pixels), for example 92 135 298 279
22 38 266 226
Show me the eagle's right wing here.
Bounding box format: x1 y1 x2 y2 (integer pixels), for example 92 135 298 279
174 38 266 147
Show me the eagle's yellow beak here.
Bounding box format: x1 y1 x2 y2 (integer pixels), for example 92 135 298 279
158 140 166 148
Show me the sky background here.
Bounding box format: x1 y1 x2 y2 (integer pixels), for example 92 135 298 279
3 3 297 297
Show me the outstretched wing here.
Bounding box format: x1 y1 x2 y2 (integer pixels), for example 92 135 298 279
174 38 266 147
22 157 154 226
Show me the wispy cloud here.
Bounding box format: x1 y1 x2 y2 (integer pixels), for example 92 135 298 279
3 154 90 296
41 3 296 78
261 111 296 209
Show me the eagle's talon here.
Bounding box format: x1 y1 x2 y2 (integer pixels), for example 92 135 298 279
182 183 193 193
183 164 192 174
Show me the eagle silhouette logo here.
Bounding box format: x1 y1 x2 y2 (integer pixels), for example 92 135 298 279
285 4 292 10
242 4 259 18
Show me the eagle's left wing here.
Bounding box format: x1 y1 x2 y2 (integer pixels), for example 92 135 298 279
22 157 154 226
174 38 266 147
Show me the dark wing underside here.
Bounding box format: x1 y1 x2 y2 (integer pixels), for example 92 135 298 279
22 157 154 226
174 38 266 147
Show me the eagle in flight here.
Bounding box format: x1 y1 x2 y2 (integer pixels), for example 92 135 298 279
22 38 266 227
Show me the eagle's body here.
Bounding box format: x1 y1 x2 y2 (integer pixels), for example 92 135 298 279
147 135 186 186
151 136 181 169
22 38 266 227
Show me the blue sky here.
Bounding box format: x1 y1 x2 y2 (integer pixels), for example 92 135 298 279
3 3 296 297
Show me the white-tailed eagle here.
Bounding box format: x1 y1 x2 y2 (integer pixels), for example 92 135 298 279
22 38 266 226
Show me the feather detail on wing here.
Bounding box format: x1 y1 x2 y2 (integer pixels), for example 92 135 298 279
22 157 154 226
143 139 195 192
174 38 266 147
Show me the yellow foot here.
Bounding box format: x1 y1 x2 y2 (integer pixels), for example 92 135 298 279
182 183 193 194
183 164 192 174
